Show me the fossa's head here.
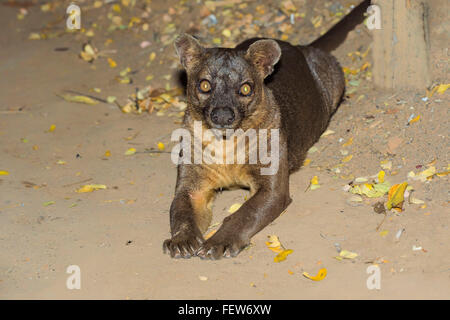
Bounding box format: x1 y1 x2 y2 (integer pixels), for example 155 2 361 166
175 34 281 130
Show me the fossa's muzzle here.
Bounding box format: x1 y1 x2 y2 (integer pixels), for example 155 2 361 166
209 106 235 128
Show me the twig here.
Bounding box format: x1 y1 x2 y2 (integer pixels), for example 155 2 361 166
375 212 387 231
62 178 92 188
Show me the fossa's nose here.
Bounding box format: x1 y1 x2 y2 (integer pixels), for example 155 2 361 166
210 107 235 127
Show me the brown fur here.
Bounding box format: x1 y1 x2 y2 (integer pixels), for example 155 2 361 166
163 1 370 259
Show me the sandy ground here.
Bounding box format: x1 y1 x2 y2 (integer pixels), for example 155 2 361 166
0 0 448 299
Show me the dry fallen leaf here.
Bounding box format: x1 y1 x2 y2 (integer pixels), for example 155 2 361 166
342 137 353 147
266 235 293 262
342 154 353 163
321 129 335 137
408 114 420 124
303 268 327 281
48 124 56 132
157 142 165 151
265 235 293 262
228 203 242 213
379 230 389 237
347 181 390 198
107 57 117 68
409 197 424 205
386 182 408 210
338 250 358 259
79 43 98 62
43 201 55 207
204 229 217 240
274 249 293 263
124 148 136 155
378 170 385 183
408 166 436 182
307 175 320 191
76 184 107 193
58 94 99 105
436 83 449 94
265 235 284 253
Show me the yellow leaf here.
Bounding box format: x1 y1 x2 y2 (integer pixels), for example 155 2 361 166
360 61 371 71
420 166 436 179
41 3 51 12
386 182 408 210
321 129 335 137
149 52 156 62
436 83 450 94
348 181 390 198
157 142 165 151
0 170 9 175
303 159 311 166
228 203 242 213
379 230 389 237
80 43 98 62
274 249 293 263
342 137 353 147
265 235 284 253
222 29 231 38
409 166 436 182
342 155 353 163
436 171 449 177
112 4 121 13
339 250 358 259
204 229 217 240
378 170 385 183
124 148 136 155
303 268 327 281
107 57 117 68
104 150 111 157
409 115 420 124
28 32 41 40
48 124 56 132
308 176 320 191
59 94 98 105
76 184 107 193
409 197 424 205
121 103 133 113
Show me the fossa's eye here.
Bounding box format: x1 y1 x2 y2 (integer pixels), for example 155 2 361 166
239 83 252 96
199 79 211 93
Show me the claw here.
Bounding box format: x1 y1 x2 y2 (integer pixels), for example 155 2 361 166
163 231 204 259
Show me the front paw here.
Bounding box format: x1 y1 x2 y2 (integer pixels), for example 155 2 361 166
163 230 204 259
196 233 249 260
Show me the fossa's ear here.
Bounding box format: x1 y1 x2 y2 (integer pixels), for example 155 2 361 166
174 34 204 71
245 39 281 78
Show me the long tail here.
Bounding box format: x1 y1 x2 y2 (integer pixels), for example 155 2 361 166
309 0 371 52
